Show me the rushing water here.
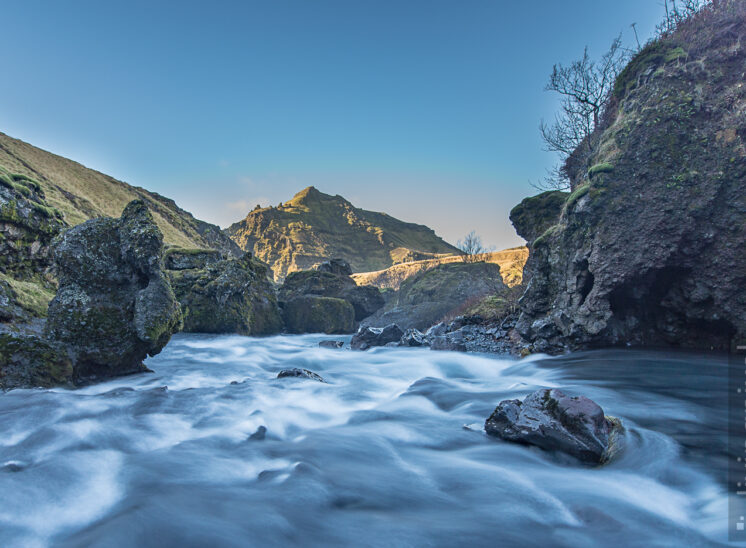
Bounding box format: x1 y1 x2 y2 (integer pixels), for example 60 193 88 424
0 334 738 547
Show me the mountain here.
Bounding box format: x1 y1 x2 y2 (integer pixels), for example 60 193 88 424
511 2 746 353
225 186 460 280
0 132 240 255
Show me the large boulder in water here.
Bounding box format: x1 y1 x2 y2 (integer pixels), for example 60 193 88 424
44 200 182 381
485 389 623 464
166 251 283 335
282 295 355 334
278 261 384 324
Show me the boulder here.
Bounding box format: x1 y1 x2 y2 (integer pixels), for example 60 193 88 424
44 200 182 381
430 331 467 352
163 248 223 271
167 252 283 335
351 323 404 350
399 328 427 347
278 266 383 322
361 263 505 331
282 295 355 334
485 388 623 464
314 258 352 277
0 333 73 390
277 368 325 382
319 340 344 349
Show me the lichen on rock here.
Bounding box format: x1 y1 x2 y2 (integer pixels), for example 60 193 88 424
44 199 182 382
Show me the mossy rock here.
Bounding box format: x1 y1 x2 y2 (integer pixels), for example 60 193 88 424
509 191 569 243
168 253 283 335
282 295 355 334
0 333 74 390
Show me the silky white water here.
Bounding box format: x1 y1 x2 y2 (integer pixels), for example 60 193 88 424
0 334 735 547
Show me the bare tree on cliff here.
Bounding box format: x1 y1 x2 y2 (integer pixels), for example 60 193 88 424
537 36 628 190
457 231 485 263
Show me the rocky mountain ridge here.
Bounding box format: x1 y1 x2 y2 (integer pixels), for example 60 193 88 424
225 186 460 281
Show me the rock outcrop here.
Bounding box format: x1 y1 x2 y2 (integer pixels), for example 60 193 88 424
361 262 506 331
44 200 182 381
166 251 283 335
0 333 73 390
277 259 384 333
485 389 623 464
513 7 746 352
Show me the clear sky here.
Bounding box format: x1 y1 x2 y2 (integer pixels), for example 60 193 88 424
2 0 666 249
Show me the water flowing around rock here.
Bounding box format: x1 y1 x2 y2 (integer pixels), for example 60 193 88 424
0 335 731 546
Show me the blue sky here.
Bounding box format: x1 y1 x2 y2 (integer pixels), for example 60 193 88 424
2 1 665 249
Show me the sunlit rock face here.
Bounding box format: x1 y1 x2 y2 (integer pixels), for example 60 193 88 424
45 200 182 382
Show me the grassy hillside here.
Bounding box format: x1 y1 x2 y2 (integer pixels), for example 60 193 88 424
351 246 528 290
0 132 240 254
225 186 460 280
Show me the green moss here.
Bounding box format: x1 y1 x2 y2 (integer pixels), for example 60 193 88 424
0 333 74 389
587 163 614 178
564 184 591 211
282 295 355 334
613 41 688 100
533 224 561 247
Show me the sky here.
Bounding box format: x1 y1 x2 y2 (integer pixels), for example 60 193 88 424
2 0 666 250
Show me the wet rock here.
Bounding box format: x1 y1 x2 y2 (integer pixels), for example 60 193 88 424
430 330 467 352
167 251 283 335
44 200 182 382
350 323 404 350
319 340 344 349
0 332 74 390
425 322 447 338
282 296 355 334
248 425 267 441
399 328 427 347
485 388 623 464
277 368 325 382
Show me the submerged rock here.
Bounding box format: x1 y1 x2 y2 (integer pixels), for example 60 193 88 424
485 388 623 464
350 323 404 350
44 200 182 382
319 340 344 349
167 251 283 335
277 368 325 382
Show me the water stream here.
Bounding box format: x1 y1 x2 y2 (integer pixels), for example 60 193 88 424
0 334 736 547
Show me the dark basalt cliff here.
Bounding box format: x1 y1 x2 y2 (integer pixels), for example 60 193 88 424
513 6 746 352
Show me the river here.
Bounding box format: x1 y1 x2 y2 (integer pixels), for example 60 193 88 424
0 334 737 547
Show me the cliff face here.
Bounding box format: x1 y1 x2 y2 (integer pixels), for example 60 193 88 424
514 5 746 352
225 186 460 281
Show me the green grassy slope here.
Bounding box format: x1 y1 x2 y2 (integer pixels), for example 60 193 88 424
0 132 240 254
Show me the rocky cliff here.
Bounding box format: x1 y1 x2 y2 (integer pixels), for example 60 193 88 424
225 186 459 281
513 4 746 352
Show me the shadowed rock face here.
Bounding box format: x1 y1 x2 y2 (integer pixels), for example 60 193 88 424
167 252 283 336
485 389 622 464
513 16 746 352
282 295 355 334
0 333 73 390
278 262 384 330
44 200 182 382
